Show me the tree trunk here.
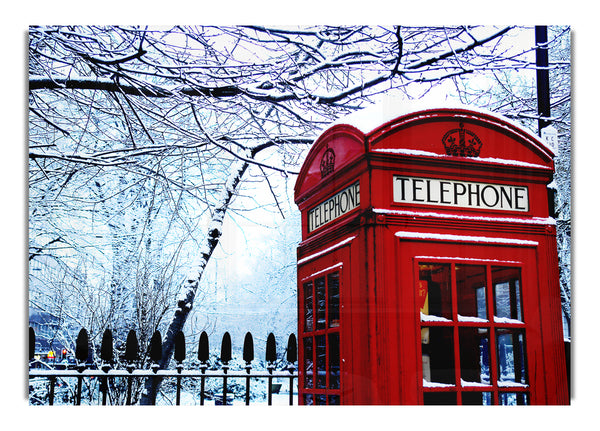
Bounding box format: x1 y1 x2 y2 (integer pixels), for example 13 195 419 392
139 158 249 405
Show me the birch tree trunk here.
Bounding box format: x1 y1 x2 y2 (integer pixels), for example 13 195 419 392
140 157 249 405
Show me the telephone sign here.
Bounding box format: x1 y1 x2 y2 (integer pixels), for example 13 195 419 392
308 181 360 233
393 176 529 212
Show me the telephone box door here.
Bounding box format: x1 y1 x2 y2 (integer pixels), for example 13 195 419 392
298 244 351 405
396 236 564 405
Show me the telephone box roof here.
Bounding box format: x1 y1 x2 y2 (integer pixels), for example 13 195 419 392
331 100 550 150
295 102 554 200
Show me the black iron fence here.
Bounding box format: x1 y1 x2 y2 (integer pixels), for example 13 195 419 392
29 327 298 406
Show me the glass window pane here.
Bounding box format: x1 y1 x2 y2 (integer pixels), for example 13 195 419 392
303 281 313 332
316 335 326 389
493 267 522 321
499 392 528 405
419 263 452 320
328 395 340 405
476 287 486 319
328 272 340 328
303 337 313 389
456 265 487 319
303 394 313 405
496 330 527 385
462 392 492 405
423 392 457 405
315 394 327 405
329 332 340 389
316 277 326 329
422 326 455 384
459 328 490 385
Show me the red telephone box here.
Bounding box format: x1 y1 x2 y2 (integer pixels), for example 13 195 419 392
294 105 568 405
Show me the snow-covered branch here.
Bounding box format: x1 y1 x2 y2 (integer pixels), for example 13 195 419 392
29 76 242 99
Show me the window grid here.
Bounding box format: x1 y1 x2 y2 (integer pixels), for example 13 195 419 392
301 268 341 405
418 259 529 405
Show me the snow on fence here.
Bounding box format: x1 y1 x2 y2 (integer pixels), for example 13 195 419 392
29 327 298 406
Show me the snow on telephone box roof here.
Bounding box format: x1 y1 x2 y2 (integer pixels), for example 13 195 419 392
295 100 555 201
330 98 549 148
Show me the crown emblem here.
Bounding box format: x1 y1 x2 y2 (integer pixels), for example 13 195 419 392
442 122 483 157
320 147 335 178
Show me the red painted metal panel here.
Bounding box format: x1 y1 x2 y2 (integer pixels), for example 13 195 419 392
295 107 568 405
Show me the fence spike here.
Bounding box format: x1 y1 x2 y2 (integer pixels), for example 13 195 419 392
29 327 35 361
124 330 139 362
149 331 162 363
75 328 89 362
266 333 276 363
287 333 297 363
198 331 209 363
243 332 254 364
221 332 232 364
100 329 113 363
29 326 300 405
174 331 186 363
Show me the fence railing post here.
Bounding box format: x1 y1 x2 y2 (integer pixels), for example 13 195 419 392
148 331 163 405
198 331 209 406
29 327 35 363
124 329 138 405
243 332 254 405
75 328 89 405
100 329 113 405
220 332 231 405
48 376 56 406
174 331 185 406
266 333 276 406
287 333 297 406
